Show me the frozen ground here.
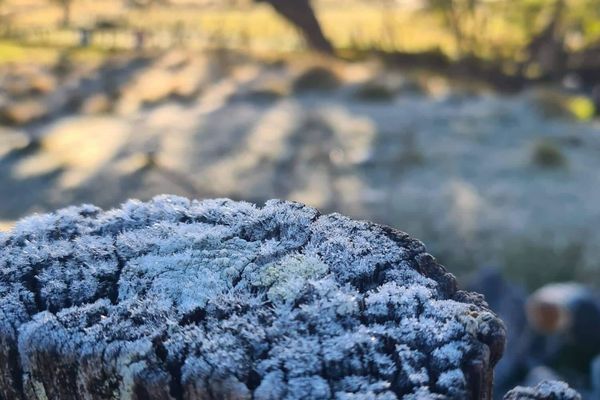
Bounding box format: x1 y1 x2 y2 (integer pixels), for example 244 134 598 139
1 51 599 287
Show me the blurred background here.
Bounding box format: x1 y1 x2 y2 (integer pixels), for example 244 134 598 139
1 0 600 397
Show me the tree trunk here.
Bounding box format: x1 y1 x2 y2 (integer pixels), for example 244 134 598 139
522 0 566 78
257 0 334 54
61 1 71 28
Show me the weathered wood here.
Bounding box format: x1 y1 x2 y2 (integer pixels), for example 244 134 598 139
0 196 507 399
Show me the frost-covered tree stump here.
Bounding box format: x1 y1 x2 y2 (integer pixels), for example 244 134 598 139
0 196 507 400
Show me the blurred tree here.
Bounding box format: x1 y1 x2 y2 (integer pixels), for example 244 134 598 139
50 0 73 27
424 0 482 58
256 0 334 54
423 0 571 78
523 0 567 78
0 0 6 35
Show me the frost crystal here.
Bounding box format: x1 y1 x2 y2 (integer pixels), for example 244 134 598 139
503 380 582 400
0 196 506 399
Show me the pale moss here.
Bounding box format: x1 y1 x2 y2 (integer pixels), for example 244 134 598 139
259 254 329 303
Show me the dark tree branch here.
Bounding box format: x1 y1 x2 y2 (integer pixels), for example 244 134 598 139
256 0 334 55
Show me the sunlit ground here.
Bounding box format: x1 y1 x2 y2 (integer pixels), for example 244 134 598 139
1 47 599 290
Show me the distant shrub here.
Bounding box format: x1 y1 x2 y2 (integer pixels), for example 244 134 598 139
353 82 395 102
400 79 428 96
532 139 566 168
532 90 572 119
567 96 595 121
503 240 583 290
293 66 341 93
228 80 288 104
53 52 75 76
248 88 286 102
532 90 595 121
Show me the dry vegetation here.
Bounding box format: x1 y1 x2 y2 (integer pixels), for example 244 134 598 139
2 0 599 65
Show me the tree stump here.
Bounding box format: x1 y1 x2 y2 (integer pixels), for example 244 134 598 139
0 196 507 399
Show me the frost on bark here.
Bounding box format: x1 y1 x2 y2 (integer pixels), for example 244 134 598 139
0 196 507 399
503 380 581 400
